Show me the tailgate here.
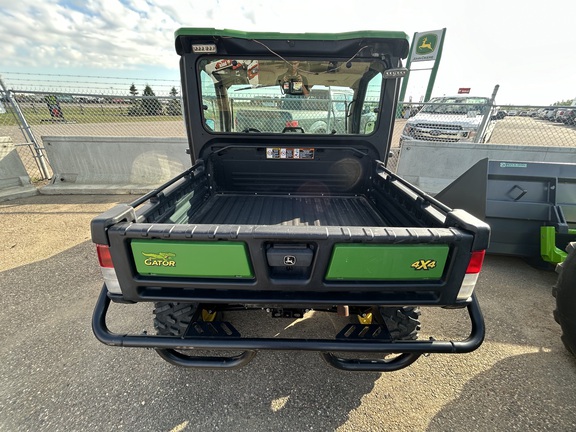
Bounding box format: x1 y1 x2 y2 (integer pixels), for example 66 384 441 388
102 221 477 306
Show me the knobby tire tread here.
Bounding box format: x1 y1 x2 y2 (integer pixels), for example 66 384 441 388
553 242 576 356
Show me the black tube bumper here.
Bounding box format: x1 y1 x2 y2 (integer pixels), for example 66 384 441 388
92 285 485 372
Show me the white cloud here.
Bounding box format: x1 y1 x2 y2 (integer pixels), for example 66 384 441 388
1 0 575 104
0 0 180 70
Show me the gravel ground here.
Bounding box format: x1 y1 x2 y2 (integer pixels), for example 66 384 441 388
1 194 576 432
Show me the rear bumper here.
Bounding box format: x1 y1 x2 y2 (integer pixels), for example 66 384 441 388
92 285 485 372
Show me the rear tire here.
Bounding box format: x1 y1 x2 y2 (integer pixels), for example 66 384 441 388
553 242 576 356
379 307 421 340
353 307 421 340
153 302 199 336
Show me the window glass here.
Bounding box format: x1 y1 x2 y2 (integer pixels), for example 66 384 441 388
198 58 385 135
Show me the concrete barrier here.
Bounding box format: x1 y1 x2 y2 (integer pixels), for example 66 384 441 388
41 136 191 194
0 137 37 202
396 141 576 195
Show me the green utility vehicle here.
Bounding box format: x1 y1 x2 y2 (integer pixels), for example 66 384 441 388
91 28 490 372
554 242 576 357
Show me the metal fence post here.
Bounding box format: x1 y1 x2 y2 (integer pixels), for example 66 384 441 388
475 84 500 143
0 78 51 179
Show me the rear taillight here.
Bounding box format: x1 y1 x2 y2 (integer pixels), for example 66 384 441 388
466 250 486 274
457 250 486 301
96 244 113 268
95 244 121 294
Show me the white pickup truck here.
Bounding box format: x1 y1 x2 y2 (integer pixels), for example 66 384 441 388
231 85 373 134
399 96 496 145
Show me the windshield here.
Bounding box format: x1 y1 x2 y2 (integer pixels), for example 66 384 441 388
199 57 385 135
420 97 490 115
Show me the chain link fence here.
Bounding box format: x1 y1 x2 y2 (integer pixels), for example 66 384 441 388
394 102 576 147
0 90 187 181
0 73 186 182
1 72 575 183
1 83 50 182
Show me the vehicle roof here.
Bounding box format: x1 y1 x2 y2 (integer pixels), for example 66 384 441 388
175 27 409 42
174 28 410 58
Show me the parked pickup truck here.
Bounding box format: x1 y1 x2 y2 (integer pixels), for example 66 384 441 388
91 28 490 372
232 85 372 134
399 96 496 145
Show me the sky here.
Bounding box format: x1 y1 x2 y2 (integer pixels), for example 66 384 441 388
0 0 575 106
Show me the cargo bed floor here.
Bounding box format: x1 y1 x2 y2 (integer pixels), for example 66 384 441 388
189 194 387 227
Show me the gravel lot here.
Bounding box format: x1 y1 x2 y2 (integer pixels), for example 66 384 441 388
1 194 576 432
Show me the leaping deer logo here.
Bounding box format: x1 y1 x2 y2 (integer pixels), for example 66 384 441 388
142 252 176 260
419 37 433 52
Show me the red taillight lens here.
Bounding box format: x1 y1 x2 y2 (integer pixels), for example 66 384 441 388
286 120 299 128
466 250 485 274
96 244 114 268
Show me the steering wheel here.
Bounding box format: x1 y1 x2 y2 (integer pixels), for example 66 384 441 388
242 128 261 133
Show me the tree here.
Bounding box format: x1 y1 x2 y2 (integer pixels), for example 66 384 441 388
553 99 575 106
142 84 162 115
127 84 144 116
127 102 144 116
166 86 182 116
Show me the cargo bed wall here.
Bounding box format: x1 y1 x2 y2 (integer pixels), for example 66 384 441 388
206 144 375 195
149 144 405 226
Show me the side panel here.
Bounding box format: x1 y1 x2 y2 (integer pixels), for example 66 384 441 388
326 244 449 280
131 240 253 278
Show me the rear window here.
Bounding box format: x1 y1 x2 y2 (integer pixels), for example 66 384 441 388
199 57 385 135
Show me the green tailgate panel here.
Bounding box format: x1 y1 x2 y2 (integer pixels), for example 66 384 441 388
131 240 253 278
326 244 449 280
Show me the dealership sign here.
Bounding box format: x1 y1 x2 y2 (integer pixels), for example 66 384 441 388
399 28 447 103
410 29 444 62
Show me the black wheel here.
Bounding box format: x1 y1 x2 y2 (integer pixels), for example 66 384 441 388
553 242 576 356
379 307 421 340
353 307 421 340
344 307 421 365
153 302 199 336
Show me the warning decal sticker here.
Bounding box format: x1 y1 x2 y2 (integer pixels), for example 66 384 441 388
266 148 315 160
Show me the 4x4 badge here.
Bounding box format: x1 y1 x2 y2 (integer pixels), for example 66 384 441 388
411 259 437 271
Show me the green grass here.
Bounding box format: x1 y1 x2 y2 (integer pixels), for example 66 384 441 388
0 105 183 127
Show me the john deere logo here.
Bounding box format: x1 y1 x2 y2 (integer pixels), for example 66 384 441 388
411 259 437 271
416 34 437 55
142 252 176 267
